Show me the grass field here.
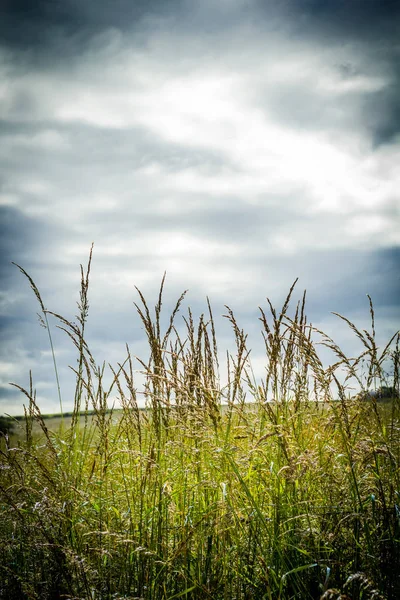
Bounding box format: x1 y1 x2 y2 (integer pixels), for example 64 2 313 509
1 254 399 599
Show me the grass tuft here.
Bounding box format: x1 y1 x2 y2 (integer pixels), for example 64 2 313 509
0 253 399 599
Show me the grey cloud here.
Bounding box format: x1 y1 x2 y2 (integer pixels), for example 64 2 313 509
295 246 400 317
258 58 400 149
0 119 231 204
0 0 180 55
0 206 38 284
96 193 306 243
57 123 232 178
368 246 400 308
251 0 400 145
0 204 76 271
0 385 22 419
259 85 331 133
2 118 301 250
0 385 20 401
210 244 400 332
277 0 400 42
362 82 400 147
3 0 399 150
3 0 399 57
215 244 400 373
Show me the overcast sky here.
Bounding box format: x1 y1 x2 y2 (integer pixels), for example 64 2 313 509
1 0 399 415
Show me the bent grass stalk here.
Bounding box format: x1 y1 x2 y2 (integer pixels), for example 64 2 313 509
12 262 64 418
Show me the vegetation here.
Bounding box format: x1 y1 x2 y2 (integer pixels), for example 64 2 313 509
0 250 399 599
0 416 15 437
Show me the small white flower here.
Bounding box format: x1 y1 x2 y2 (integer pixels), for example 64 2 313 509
221 482 227 500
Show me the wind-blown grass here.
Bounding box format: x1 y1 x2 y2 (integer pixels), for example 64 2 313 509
0 252 399 599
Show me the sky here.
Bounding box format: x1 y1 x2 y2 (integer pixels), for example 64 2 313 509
0 0 399 415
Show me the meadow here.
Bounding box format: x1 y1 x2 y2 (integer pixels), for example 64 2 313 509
0 251 399 600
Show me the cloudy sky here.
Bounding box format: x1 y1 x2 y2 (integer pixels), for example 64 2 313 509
1 0 399 415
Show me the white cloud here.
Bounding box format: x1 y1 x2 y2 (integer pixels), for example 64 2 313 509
3 33 395 240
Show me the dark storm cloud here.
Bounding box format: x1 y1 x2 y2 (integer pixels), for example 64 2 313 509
0 202 77 273
3 0 399 56
289 246 400 318
0 204 74 351
219 244 400 328
280 0 400 40
276 0 400 146
369 246 400 308
0 206 54 414
0 205 37 281
0 384 20 402
362 83 400 147
267 1 400 147
0 0 180 53
218 243 400 376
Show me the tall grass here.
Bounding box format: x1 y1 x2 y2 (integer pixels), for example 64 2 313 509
0 254 399 599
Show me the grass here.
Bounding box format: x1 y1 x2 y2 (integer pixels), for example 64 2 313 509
0 251 399 599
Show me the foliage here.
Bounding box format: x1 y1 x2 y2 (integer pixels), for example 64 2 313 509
0 416 15 436
0 253 399 599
